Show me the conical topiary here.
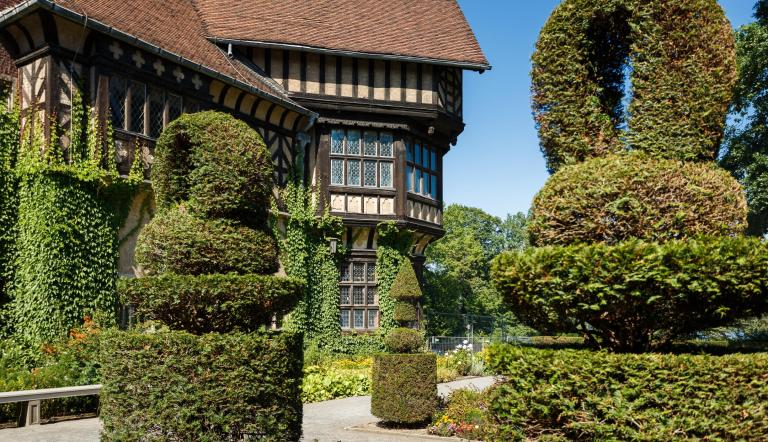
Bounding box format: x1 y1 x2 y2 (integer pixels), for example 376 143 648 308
390 259 422 301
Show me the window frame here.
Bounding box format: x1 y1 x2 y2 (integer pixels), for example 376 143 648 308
109 76 186 139
339 259 379 331
329 128 395 189
405 137 441 200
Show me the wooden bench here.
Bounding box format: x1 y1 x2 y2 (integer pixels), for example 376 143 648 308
0 384 101 426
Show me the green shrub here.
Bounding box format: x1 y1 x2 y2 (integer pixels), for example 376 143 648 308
533 0 735 171
528 153 747 246
389 259 422 301
322 333 386 357
152 111 274 226
393 302 418 322
384 327 424 354
100 329 303 441
491 236 768 352
371 353 437 424
118 274 303 334
429 389 490 440
484 344 768 441
135 204 279 276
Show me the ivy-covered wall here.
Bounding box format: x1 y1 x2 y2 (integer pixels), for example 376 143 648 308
5 88 141 345
0 97 19 312
375 222 414 334
279 183 344 347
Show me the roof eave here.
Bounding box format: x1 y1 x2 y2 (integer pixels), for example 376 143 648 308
208 37 492 72
0 0 318 121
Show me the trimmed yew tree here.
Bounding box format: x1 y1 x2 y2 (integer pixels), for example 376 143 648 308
492 0 768 352
371 259 437 424
101 111 304 440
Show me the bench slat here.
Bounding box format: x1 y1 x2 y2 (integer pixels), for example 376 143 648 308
0 384 101 404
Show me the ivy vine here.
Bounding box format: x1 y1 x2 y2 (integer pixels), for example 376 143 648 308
0 88 19 313
375 222 414 334
5 88 142 345
277 183 344 347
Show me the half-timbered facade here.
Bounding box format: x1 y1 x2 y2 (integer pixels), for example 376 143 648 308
0 0 488 332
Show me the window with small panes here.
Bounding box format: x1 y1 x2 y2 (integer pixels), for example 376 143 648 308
339 260 378 330
405 138 441 200
109 76 186 139
329 128 394 189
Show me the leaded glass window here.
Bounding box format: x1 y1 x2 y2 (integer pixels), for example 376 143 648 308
129 82 146 134
364 160 377 187
406 138 442 201
331 129 345 154
353 262 365 282
354 310 364 328
168 94 182 124
347 130 361 155
380 162 393 188
331 159 344 185
348 160 361 186
353 287 364 305
109 77 127 130
328 128 398 191
340 287 350 304
380 133 393 157
340 309 350 328
148 89 164 138
339 260 378 330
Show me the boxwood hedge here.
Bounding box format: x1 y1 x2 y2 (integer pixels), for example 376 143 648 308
152 111 274 226
371 353 437 424
118 274 303 334
383 327 424 353
134 204 278 276
393 302 418 323
491 236 768 352
100 329 303 441
528 153 748 246
484 345 768 441
533 0 736 171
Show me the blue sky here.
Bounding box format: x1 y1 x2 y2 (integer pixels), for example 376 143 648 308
447 0 757 219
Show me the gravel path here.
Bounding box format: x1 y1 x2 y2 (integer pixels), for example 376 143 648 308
0 376 497 442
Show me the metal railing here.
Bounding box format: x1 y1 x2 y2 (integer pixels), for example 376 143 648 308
0 384 101 427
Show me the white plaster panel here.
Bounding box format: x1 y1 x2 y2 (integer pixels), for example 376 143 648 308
364 196 378 214
347 195 362 213
380 198 394 215
330 194 345 212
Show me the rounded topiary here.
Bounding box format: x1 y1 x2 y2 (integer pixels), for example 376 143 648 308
393 302 418 323
528 153 747 246
152 111 274 225
371 353 437 424
389 260 422 301
491 236 768 352
533 0 736 171
384 327 424 353
135 204 279 276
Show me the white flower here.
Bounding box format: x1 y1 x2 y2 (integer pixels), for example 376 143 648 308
462 340 468 345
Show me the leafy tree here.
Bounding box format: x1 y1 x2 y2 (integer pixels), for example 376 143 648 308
423 204 529 335
721 0 768 235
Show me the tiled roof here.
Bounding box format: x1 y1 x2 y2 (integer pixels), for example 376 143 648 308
192 0 489 69
0 0 305 111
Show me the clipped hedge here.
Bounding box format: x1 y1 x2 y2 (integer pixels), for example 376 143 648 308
389 259 422 301
533 0 736 171
528 153 747 246
491 236 768 352
393 302 418 323
371 353 437 424
134 204 278 276
384 327 424 354
484 345 768 441
100 329 303 441
118 274 303 334
152 111 274 225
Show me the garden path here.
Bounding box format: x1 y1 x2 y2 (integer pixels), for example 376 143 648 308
0 376 496 442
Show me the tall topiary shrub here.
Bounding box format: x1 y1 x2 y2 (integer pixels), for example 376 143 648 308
372 257 437 424
493 0 765 352
101 111 304 440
